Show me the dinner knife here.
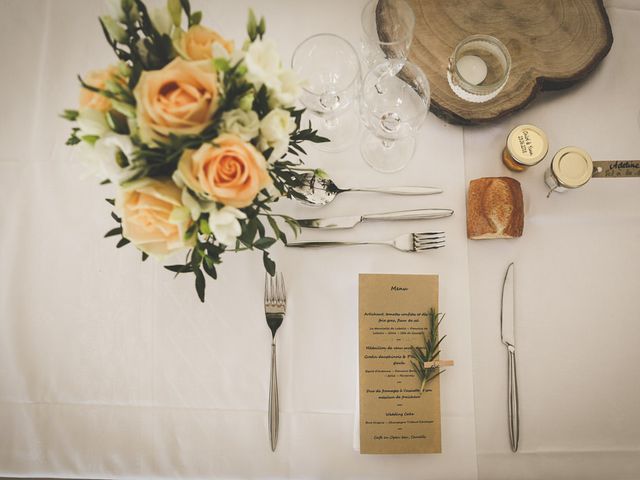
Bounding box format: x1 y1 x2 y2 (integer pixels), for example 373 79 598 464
295 208 454 229
501 262 519 453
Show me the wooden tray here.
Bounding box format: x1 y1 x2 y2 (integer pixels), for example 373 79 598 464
379 0 613 125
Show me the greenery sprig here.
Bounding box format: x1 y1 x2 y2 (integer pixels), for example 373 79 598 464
410 309 447 392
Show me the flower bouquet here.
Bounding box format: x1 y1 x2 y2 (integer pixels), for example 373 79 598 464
62 0 327 301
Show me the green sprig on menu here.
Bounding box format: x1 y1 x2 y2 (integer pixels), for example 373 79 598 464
410 309 447 392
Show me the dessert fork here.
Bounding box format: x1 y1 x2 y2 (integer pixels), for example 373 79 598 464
264 272 286 452
286 232 445 252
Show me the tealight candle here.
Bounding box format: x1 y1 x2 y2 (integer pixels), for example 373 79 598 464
456 55 487 85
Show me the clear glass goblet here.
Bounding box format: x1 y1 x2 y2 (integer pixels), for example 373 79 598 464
291 33 361 153
360 60 430 173
361 0 416 68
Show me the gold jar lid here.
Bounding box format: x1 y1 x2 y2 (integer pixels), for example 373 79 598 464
551 146 593 188
506 124 549 166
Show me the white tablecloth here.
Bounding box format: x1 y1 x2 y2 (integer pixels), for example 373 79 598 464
0 1 638 479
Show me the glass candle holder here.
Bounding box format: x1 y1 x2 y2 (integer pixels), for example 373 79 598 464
447 34 511 103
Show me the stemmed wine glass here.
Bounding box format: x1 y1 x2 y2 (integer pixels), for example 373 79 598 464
360 60 430 173
291 34 361 153
361 0 416 68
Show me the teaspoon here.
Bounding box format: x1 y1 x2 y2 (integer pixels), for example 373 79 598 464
293 173 443 207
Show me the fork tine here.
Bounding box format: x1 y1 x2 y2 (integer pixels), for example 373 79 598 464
415 241 446 251
264 273 270 304
413 232 444 240
278 272 286 303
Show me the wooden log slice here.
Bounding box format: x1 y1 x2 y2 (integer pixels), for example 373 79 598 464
377 0 613 125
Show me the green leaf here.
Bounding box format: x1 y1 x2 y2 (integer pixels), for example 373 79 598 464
179 0 191 18
111 212 122 223
60 109 79 121
116 237 130 248
81 135 100 146
239 218 258 246
213 57 230 72
254 237 277 250
104 227 123 238
267 215 286 244
203 257 217 279
106 110 130 134
189 11 202 26
105 198 115 206
262 251 276 276
194 268 205 302
191 247 203 268
141 252 149 262
66 135 81 146
199 218 211 235
165 264 193 273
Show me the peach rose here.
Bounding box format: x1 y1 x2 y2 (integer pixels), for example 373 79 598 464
79 66 119 112
133 58 219 145
177 134 271 208
178 25 234 60
116 178 194 256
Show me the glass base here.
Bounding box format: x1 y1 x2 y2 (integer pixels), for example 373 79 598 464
360 131 415 173
309 108 360 153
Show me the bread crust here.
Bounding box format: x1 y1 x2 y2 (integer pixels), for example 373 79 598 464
467 177 524 239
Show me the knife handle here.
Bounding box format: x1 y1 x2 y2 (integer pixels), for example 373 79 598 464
364 208 454 221
351 186 443 195
507 345 519 452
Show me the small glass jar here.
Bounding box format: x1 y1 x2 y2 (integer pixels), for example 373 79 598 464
502 124 549 172
447 34 511 103
544 146 593 193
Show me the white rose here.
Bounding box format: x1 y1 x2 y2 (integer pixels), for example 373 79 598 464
93 133 137 185
220 109 260 141
208 206 247 246
274 69 303 107
244 38 282 90
77 108 110 137
259 108 295 161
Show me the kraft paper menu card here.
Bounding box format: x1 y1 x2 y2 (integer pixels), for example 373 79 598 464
358 273 441 454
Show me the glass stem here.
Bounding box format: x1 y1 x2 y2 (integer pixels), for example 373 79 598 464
381 139 395 149
324 117 338 129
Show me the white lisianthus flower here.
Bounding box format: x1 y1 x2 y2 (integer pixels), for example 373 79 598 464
93 133 138 184
259 108 296 161
77 108 110 137
149 6 173 35
208 206 247 246
244 38 282 90
220 109 260 141
274 69 303 107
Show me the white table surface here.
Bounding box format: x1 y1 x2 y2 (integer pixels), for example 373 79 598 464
0 1 638 479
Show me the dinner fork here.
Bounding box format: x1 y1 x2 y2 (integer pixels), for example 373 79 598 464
286 232 445 252
264 272 286 452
